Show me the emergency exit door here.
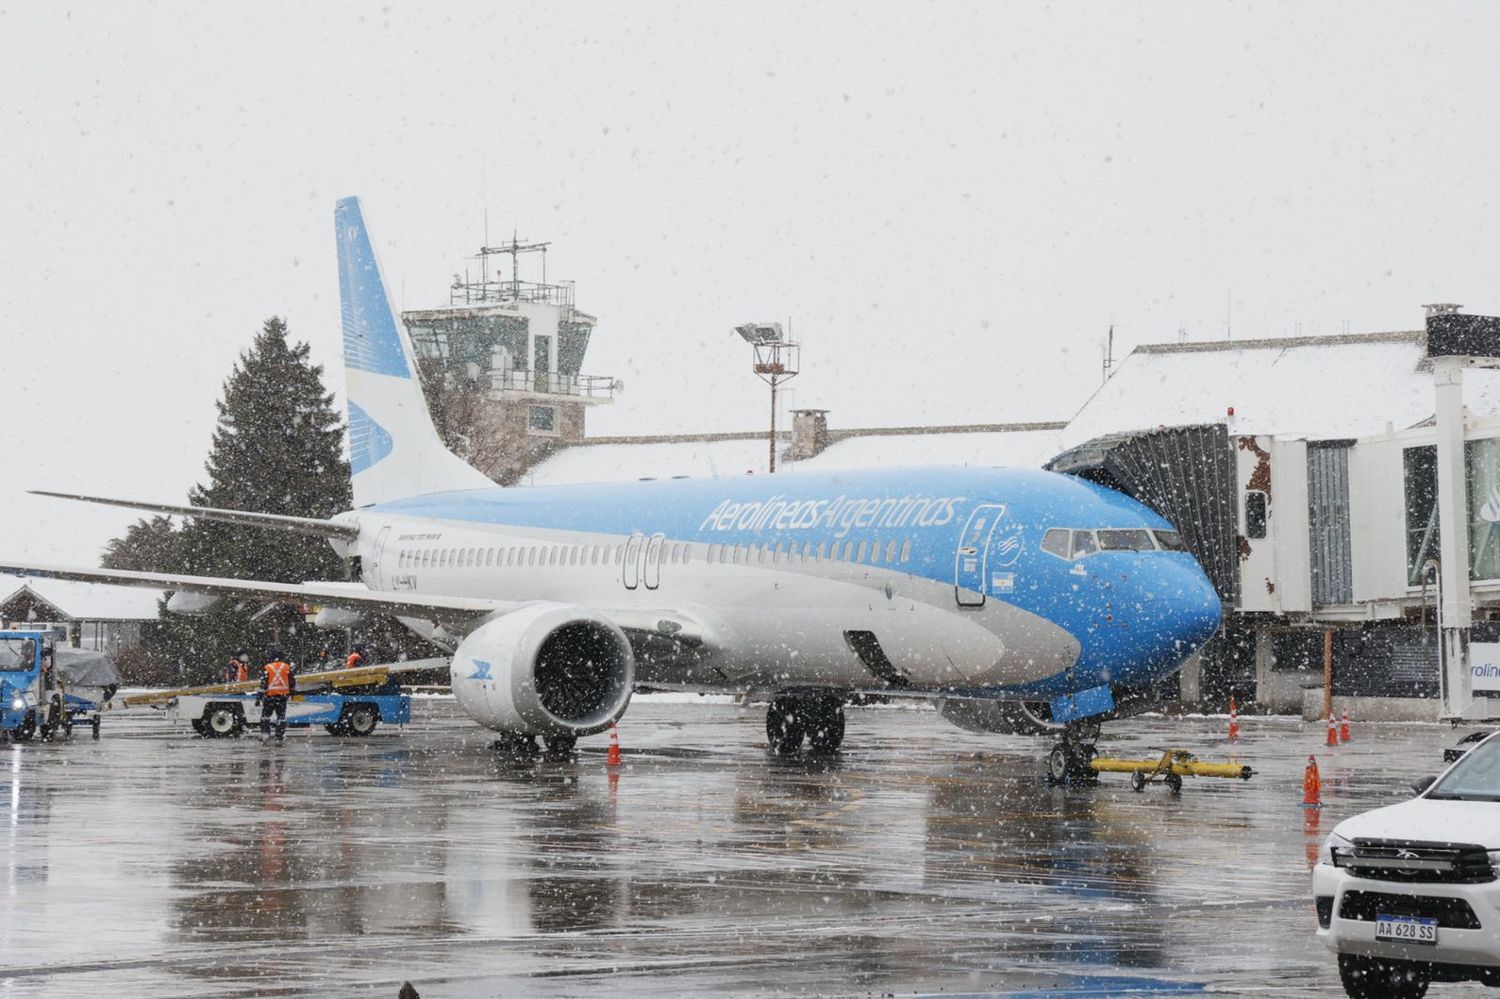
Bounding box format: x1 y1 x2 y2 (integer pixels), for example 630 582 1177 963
954 504 1005 607
622 532 644 590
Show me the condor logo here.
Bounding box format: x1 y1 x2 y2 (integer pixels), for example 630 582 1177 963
467 659 494 681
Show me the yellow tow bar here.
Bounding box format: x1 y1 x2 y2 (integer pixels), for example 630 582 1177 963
1091 749 1253 792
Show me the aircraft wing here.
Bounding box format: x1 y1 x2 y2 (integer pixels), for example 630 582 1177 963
28 490 358 540
0 560 717 651
0 561 513 626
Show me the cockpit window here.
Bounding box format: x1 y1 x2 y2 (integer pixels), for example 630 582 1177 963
1041 528 1070 559
1153 529 1188 552
1069 530 1099 558
1096 529 1156 552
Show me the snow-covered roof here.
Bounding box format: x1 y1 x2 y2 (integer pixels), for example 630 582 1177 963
1061 331 1500 448
0 577 164 622
803 429 1062 470
523 426 1065 487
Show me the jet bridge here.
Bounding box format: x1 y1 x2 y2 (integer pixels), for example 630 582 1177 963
1046 423 1239 607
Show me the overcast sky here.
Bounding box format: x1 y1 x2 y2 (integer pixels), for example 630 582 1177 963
3 1 1499 566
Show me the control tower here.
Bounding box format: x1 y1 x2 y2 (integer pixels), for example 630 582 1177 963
402 236 615 483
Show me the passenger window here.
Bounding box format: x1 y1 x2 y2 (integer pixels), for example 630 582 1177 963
900 539 911 563
870 540 882 564
842 541 855 561
681 544 691 565
886 539 898 562
816 542 827 560
1244 490 1268 540
856 540 868 562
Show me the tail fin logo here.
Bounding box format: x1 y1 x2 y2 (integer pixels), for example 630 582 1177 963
348 401 394 474
335 197 412 380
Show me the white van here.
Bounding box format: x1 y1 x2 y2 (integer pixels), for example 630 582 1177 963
1313 731 1500 997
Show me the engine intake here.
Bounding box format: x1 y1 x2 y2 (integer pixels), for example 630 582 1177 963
451 603 634 737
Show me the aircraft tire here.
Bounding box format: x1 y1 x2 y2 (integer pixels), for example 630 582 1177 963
807 697 846 754
1046 745 1071 784
492 733 539 756
766 696 805 756
544 734 577 755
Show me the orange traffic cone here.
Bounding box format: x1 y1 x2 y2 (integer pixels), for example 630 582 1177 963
1340 708 1351 743
1228 695 1240 743
1302 754 1323 808
1326 710 1339 747
606 723 622 767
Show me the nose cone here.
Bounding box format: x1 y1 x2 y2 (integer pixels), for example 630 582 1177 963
1082 558 1222 689
1166 562 1223 652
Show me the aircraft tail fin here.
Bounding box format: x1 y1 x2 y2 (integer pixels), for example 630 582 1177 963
334 196 494 507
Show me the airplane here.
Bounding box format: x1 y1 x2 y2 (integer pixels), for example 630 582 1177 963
0 197 1222 779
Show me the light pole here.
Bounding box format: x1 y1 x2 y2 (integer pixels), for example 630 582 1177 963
734 323 800 473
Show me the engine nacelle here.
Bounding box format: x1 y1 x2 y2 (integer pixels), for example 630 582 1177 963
451 603 634 737
938 698 1064 736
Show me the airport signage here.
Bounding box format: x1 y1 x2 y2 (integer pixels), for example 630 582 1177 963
1469 642 1500 693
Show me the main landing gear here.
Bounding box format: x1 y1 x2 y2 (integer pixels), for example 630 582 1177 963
1045 718 1102 785
766 693 846 756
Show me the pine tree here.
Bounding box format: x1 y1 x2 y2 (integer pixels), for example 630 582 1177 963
150 317 352 680
101 515 181 572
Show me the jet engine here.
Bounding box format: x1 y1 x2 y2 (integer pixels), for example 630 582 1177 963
451 603 635 737
938 698 1064 736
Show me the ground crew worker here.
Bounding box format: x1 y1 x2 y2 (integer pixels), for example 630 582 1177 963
226 650 249 684
346 643 366 671
259 649 295 742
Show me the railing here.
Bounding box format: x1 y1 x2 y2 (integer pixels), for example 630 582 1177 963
489 369 616 400
449 279 575 309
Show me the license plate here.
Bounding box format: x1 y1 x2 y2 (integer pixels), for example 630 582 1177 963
1375 914 1438 945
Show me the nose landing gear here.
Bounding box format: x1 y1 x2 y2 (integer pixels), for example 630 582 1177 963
1045 719 1102 785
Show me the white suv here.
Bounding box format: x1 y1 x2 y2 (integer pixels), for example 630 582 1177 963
1313 730 1500 997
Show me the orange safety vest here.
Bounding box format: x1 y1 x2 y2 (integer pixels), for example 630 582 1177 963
228 658 248 683
345 651 364 670
263 660 292 696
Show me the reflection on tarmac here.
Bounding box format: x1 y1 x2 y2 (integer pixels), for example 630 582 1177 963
0 700 1461 996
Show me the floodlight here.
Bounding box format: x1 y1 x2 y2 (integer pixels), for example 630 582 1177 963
734 323 783 345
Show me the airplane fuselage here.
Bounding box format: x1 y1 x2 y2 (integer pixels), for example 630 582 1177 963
340 464 1222 702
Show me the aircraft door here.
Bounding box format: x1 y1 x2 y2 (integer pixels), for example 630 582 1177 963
369 526 392 589
643 533 665 590
622 532 644 590
954 503 1005 607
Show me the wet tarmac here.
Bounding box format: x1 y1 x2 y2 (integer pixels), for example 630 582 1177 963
0 697 1488 997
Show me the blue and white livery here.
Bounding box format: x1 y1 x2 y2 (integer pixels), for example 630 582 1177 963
2 197 1221 764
